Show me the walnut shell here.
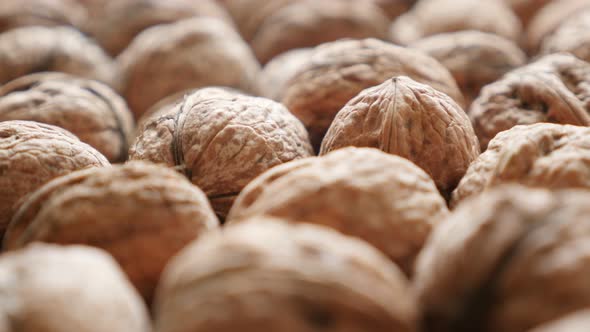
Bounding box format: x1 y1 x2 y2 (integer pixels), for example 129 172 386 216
416 185 590 332
250 0 390 64
469 53 590 150
280 38 464 150
409 31 527 105
130 88 313 220
228 147 448 275
503 0 553 26
320 77 480 197
256 48 313 101
119 17 260 119
5 161 219 302
154 217 418 332
0 26 118 88
0 72 134 163
0 0 87 33
451 123 590 207
371 0 416 19
0 243 151 332
540 9 590 62
390 0 522 45
0 120 109 238
530 310 590 332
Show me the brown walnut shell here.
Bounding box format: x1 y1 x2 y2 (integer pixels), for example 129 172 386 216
416 185 590 332
503 0 553 27
540 9 590 62
320 76 480 197
130 88 313 220
280 38 464 150
154 217 418 332
469 53 590 150
0 120 109 238
0 72 134 163
256 48 313 101
409 31 527 105
390 0 522 45
227 147 448 275
5 161 220 303
0 0 87 33
119 17 260 119
451 123 590 207
530 310 590 332
0 244 151 332
0 26 118 88
250 0 390 64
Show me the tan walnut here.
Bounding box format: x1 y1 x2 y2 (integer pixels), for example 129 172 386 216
256 48 313 101
0 0 87 33
502 0 553 26
540 9 590 62
371 0 416 19
530 310 590 332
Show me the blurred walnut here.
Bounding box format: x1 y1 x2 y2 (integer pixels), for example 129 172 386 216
256 48 312 101
530 310 590 332
540 9 590 62
503 0 553 26
371 0 416 19
0 0 86 33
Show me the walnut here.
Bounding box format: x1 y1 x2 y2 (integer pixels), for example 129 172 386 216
416 185 590 332
0 0 87 33
390 0 522 45
540 9 590 62
0 26 118 88
250 0 390 64
503 0 553 26
118 17 260 119
5 161 219 303
451 123 590 207
256 48 312 101
320 77 480 198
0 243 150 332
280 38 464 150
0 72 134 163
130 88 313 220
409 31 527 106
154 217 418 332
227 147 448 275
530 310 590 332
371 0 416 19
0 121 108 238
469 53 590 150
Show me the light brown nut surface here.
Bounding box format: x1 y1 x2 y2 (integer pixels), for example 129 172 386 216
0 243 151 332
530 310 590 332
320 77 479 197
390 0 522 45
130 88 313 220
154 218 418 332
416 185 590 332
469 53 590 150
451 123 590 207
0 120 109 238
6 162 219 303
280 38 463 150
228 147 448 275
0 0 87 33
0 26 117 88
371 0 416 19
0 72 134 163
119 17 260 119
540 9 590 62
410 31 527 105
503 0 553 26
250 0 390 64
256 48 313 101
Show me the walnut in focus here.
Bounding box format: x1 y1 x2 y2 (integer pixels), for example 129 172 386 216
390 0 522 45
5 161 219 302
320 77 479 197
416 185 590 332
228 147 448 275
410 31 527 105
469 53 590 150
0 244 151 332
0 0 87 33
154 218 418 332
119 18 260 119
451 123 590 207
0 73 134 163
540 9 590 62
280 38 463 150
530 310 590 332
256 48 312 100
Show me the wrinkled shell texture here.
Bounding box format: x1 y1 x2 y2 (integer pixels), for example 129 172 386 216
410 31 527 105
130 88 313 219
0 73 134 163
89 0 232 56
531 310 590 332
452 123 590 207
0 121 108 237
280 38 464 149
504 0 553 26
0 0 87 33
250 0 390 64
119 18 260 118
0 26 117 88
390 0 522 45
7 162 220 302
155 218 418 332
469 53 590 150
256 48 312 101
320 77 480 197
228 147 448 275
540 9 590 62
0 244 150 332
416 185 590 332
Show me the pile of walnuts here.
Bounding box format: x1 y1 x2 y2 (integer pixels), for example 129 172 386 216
2 0 590 331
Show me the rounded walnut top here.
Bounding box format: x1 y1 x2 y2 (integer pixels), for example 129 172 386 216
0 0 87 33
540 9 590 62
256 48 313 101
